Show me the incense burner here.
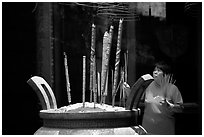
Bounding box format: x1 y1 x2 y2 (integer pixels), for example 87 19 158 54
28 74 154 135
36 103 139 135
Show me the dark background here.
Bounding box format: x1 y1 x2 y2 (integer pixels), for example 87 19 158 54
3 2 41 134
2 2 202 135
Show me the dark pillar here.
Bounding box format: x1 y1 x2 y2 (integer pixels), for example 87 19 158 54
36 2 66 107
36 2 54 88
127 3 137 87
53 3 67 107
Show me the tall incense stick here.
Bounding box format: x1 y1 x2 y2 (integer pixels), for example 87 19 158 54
93 57 97 108
101 26 114 104
100 31 109 104
64 52 71 104
90 24 96 102
103 26 114 104
97 72 101 102
119 68 125 107
112 19 123 107
124 52 128 82
104 69 109 104
83 56 86 108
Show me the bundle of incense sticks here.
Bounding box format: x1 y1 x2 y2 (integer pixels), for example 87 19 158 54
101 25 114 104
90 24 96 103
64 52 71 104
82 56 86 108
112 19 124 107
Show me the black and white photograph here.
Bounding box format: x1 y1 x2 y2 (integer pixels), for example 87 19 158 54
2 2 202 135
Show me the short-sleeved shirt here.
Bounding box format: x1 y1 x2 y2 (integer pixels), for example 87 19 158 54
142 81 183 135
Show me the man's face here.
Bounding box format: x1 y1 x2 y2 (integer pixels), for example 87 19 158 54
153 67 164 82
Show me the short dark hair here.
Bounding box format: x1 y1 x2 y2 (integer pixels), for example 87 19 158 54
154 61 172 75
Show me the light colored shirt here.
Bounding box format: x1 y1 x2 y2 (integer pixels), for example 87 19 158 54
142 81 183 135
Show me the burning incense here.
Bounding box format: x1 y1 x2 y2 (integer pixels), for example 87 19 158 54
104 26 113 99
90 24 96 102
64 52 71 103
119 68 125 107
112 19 123 107
101 26 114 104
124 51 128 82
104 69 109 104
83 56 86 108
64 52 71 104
101 31 109 104
93 57 97 108
97 72 101 101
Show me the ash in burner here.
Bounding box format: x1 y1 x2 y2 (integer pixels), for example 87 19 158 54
41 102 127 113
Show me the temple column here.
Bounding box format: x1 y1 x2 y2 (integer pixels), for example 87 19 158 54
126 3 137 87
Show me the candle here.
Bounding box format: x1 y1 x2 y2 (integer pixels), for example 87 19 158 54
112 19 123 107
83 56 86 108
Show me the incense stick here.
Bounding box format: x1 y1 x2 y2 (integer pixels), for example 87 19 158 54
82 56 86 108
64 52 71 104
90 24 96 102
112 19 123 107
